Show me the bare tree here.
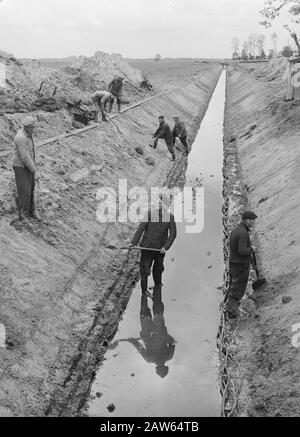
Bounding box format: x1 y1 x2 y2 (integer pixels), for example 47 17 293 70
257 34 267 55
154 54 161 62
271 32 279 54
248 33 258 57
232 38 240 53
243 41 250 55
260 0 300 55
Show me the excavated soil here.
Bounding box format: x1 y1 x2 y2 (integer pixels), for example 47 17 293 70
223 61 300 417
0 62 222 417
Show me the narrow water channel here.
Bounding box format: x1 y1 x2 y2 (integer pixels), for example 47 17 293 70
87 70 226 417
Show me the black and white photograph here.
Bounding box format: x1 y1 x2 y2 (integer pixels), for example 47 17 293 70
0 0 300 423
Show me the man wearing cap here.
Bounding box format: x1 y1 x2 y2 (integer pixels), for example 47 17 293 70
152 116 176 161
13 116 40 221
108 77 124 112
225 211 258 319
172 116 189 156
130 192 177 296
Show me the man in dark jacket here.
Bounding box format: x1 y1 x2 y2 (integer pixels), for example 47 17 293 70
152 116 175 161
108 77 124 112
172 116 189 156
131 194 177 295
225 211 258 319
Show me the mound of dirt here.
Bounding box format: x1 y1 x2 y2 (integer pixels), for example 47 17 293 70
70 51 144 90
0 49 151 151
0 50 147 116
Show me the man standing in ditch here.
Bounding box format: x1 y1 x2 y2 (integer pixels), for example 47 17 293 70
151 116 176 161
130 192 177 296
225 211 258 319
13 116 40 221
172 116 189 156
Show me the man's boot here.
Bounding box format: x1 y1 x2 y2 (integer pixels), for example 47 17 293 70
30 211 42 222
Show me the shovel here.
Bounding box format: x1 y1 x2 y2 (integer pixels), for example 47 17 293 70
106 242 162 252
252 252 266 291
103 111 124 135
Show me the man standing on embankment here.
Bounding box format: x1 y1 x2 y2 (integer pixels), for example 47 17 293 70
13 116 40 221
225 211 258 319
108 76 124 112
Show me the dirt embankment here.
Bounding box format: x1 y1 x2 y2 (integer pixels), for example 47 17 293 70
223 61 300 417
0 63 222 417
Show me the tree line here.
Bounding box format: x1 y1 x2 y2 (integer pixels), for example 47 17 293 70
232 1 300 61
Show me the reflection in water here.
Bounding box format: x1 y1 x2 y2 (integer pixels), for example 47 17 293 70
118 286 176 379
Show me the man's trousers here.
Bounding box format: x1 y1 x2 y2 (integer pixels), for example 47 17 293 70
225 263 250 316
13 166 35 219
140 251 165 294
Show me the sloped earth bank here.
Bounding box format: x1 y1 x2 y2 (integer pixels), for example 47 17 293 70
0 63 222 417
223 63 300 417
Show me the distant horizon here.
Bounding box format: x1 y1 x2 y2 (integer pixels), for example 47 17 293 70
0 0 296 60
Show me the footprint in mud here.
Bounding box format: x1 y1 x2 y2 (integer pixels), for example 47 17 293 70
107 403 116 413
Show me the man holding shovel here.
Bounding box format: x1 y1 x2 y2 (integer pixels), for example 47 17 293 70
130 193 177 296
13 116 41 221
225 211 260 319
151 116 176 161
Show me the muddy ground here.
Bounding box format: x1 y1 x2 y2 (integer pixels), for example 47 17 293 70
223 60 300 417
0 61 222 417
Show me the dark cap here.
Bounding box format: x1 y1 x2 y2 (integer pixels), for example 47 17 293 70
242 211 258 220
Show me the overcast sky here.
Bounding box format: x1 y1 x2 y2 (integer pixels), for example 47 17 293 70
0 0 294 59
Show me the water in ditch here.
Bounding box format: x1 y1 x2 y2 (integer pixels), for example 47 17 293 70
87 70 226 417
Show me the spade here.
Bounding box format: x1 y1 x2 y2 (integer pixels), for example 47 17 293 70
252 253 266 291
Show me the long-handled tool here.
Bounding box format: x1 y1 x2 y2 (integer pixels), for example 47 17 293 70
106 242 162 252
104 111 123 135
252 252 266 291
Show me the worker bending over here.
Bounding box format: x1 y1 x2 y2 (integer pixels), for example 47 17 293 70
151 116 176 161
92 90 114 122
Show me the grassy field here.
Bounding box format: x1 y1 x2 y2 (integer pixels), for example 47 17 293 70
127 58 221 86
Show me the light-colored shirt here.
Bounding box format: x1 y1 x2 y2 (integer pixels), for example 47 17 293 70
92 91 111 102
13 128 36 173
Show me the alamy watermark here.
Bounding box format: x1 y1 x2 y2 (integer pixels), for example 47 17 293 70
95 180 204 234
292 323 300 349
0 62 6 88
